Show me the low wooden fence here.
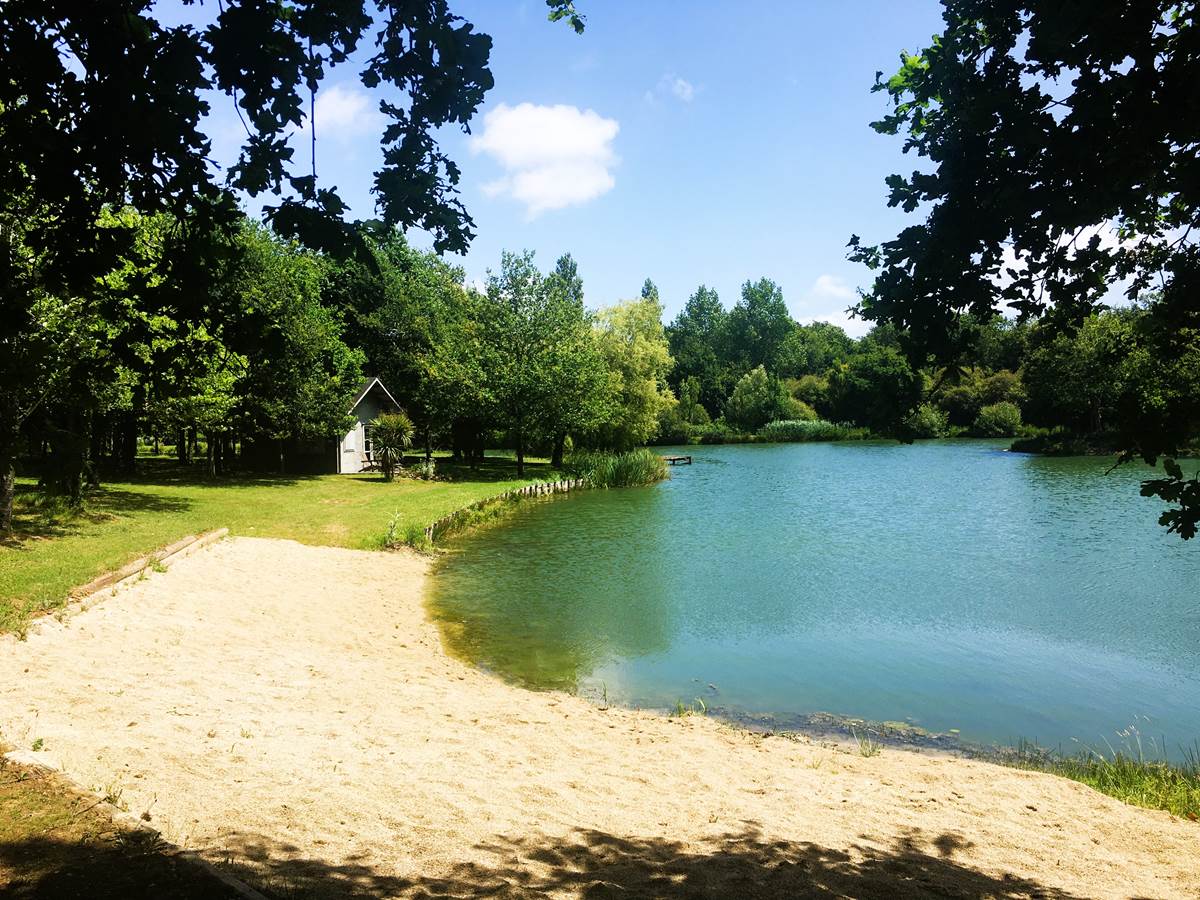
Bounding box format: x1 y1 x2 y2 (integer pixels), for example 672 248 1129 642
423 477 589 544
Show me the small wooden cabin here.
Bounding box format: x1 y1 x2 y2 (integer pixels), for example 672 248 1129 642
337 377 401 474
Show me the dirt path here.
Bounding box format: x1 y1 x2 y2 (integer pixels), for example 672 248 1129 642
0 536 1195 898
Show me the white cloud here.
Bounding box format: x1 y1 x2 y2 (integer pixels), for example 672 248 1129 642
794 274 870 337
646 74 696 104
309 84 382 143
666 75 695 102
470 102 619 217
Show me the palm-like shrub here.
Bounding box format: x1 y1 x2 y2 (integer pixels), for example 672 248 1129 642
370 411 414 482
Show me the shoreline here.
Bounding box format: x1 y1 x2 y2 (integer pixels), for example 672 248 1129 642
1 536 1197 898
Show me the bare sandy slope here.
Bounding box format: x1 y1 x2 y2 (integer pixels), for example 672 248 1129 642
0 537 1195 899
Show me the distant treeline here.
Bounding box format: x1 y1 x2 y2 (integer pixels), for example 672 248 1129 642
657 280 1190 452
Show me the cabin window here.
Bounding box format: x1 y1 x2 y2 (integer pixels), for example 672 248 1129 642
362 424 374 460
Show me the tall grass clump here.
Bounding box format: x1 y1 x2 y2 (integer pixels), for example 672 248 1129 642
563 448 668 488
370 513 432 551
758 419 870 443
995 731 1200 819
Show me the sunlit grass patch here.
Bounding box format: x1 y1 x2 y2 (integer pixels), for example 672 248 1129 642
995 727 1200 820
1 455 548 634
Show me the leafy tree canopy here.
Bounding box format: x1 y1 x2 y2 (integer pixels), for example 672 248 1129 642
850 0 1200 536
593 295 675 450
0 0 584 276
723 278 793 372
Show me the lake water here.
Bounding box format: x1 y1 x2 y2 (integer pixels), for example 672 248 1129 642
427 441 1200 759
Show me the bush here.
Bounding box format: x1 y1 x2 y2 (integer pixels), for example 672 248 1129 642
563 448 668 487
979 369 1025 406
652 405 693 446
758 419 870 442
974 401 1023 437
902 402 950 438
690 420 753 444
779 397 818 422
411 458 438 480
938 382 983 426
826 346 923 432
787 374 830 414
725 365 796 431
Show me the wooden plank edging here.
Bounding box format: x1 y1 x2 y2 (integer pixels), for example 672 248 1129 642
69 528 230 602
422 477 588 544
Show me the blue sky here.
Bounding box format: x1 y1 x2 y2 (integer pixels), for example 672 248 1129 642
196 2 950 334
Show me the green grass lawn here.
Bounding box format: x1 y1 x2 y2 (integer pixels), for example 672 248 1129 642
1 454 553 634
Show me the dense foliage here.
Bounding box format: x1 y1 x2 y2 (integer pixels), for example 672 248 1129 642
3 209 682 516
0 0 580 528
849 0 1200 537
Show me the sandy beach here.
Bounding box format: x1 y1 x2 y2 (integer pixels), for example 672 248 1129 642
0 535 1196 898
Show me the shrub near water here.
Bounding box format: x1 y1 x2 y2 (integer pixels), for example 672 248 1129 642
758 420 870 443
973 401 1023 437
563 448 669 487
902 402 951 438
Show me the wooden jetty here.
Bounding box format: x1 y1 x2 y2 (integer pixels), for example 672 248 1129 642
663 455 693 466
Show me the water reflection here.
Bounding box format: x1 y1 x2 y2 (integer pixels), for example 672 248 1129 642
430 488 676 690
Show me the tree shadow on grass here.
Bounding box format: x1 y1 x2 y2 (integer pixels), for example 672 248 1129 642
201 825 1096 900
118 458 316 489
428 457 558 485
2 485 194 548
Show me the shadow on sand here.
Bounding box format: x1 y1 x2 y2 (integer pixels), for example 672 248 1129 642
0 823 1109 900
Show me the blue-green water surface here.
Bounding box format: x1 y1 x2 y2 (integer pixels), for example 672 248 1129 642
428 442 1200 757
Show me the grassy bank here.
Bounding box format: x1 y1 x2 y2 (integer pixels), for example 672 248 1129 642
992 739 1200 820
1 455 550 634
562 448 670 487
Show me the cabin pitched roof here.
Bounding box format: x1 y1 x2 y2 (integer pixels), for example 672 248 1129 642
349 376 399 413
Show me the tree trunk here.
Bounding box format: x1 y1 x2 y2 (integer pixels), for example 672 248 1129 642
425 428 432 463
206 434 216 478
90 415 107 475
0 407 17 532
551 432 566 469
0 459 13 533
515 422 525 478
278 438 286 475
119 409 138 473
